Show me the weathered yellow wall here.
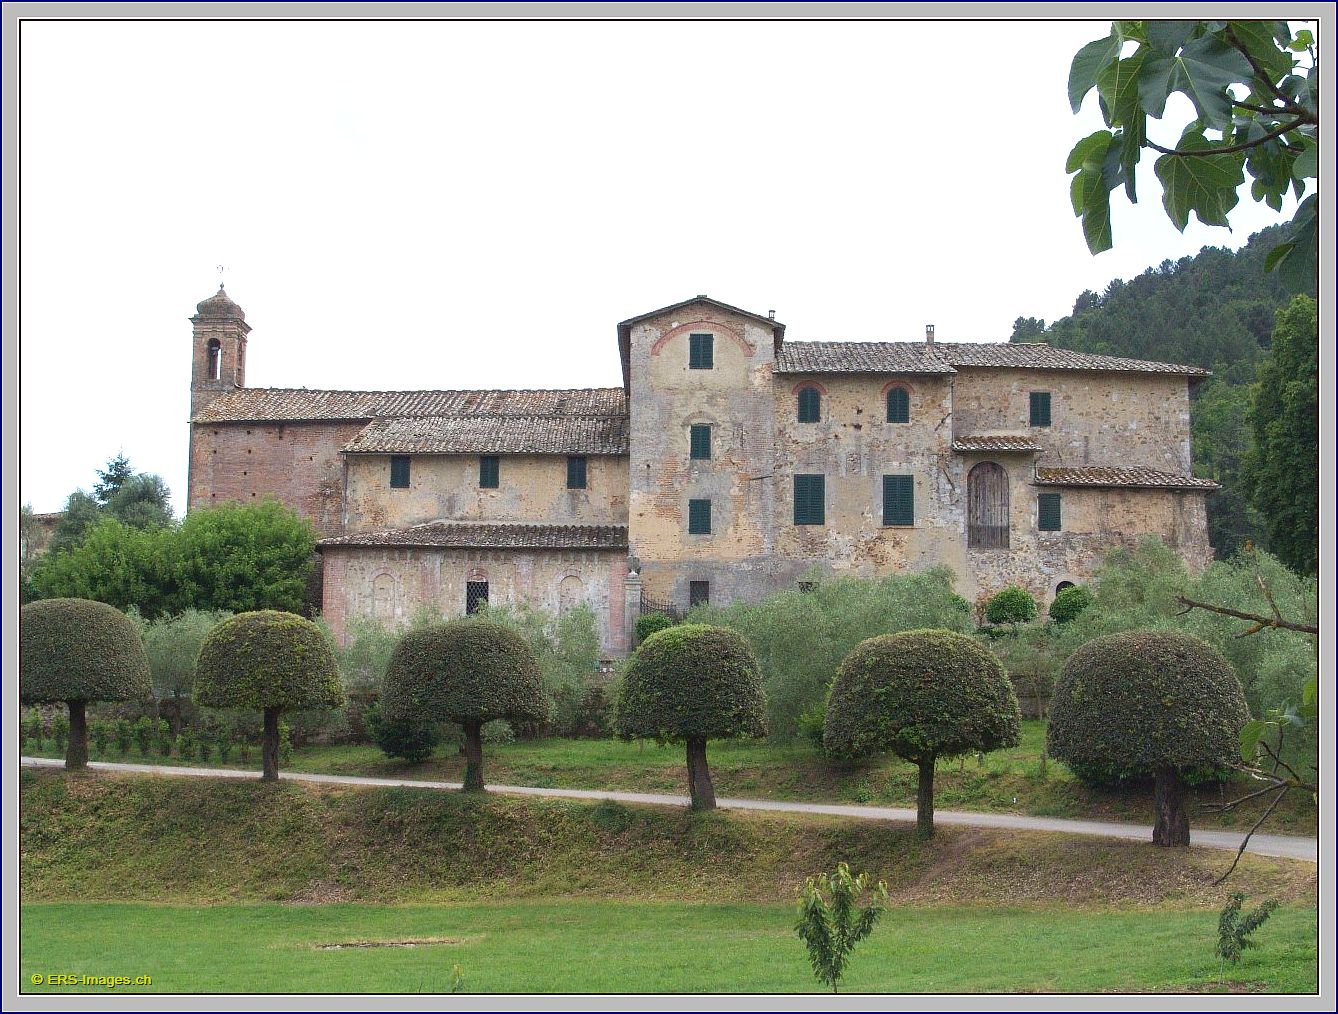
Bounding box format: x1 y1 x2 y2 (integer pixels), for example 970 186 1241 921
344 453 629 532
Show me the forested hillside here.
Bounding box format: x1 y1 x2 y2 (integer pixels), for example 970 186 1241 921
1010 226 1315 558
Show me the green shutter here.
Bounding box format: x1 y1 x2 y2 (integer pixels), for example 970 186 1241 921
390 456 410 488
794 474 825 525
690 424 711 460
887 387 910 423
1038 493 1062 531
797 387 821 423
882 474 914 526
689 333 713 369
479 455 499 488
567 456 587 489
1030 391 1052 426
688 498 711 534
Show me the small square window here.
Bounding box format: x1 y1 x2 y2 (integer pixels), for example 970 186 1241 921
690 424 711 460
1038 493 1062 531
479 455 500 489
1029 391 1052 427
688 498 712 534
567 456 588 489
466 581 489 615
689 333 714 369
689 580 710 607
390 455 410 488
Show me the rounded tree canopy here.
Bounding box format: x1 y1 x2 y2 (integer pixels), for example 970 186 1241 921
824 628 1021 762
379 620 547 726
20 598 151 704
616 623 767 742
194 610 342 712
1047 630 1249 778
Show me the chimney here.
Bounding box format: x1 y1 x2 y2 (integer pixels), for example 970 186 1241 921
926 324 936 345
768 309 776 320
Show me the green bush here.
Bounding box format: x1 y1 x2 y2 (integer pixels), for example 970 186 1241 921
1048 584 1093 624
91 719 112 757
51 713 69 752
824 629 1021 835
194 610 342 780
690 568 974 740
984 586 1038 626
482 719 515 745
635 612 674 644
1048 630 1250 845
20 598 152 770
363 699 441 764
380 620 547 791
113 718 133 755
616 623 766 809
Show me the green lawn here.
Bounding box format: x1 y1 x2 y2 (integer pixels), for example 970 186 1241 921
24 720 1317 833
19 901 1318 994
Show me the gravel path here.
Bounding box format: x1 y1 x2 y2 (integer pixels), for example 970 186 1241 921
21 756 1317 862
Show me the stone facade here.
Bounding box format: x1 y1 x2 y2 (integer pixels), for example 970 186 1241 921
185 291 1216 656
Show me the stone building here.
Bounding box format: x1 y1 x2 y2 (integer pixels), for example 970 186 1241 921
187 289 1216 655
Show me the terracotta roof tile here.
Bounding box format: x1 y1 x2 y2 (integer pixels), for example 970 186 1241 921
344 414 628 455
951 435 1043 453
319 522 629 550
944 342 1209 376
192 387 628 424
1034 466 1219 490
774 341 955 374
773 340 1207 377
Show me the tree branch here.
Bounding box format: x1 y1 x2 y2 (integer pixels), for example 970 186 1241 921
1174 595 1319 635
1224 25 1319 123
1145 118 1309 158
1213 784 1288 886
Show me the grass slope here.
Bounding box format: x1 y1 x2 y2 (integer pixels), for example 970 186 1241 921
25 720 1316 833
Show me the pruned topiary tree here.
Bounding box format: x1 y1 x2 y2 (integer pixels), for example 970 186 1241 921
985 585 1038 627
824 628 1021 837
194 610 342 781
1047 584 1093 624
20 598 152 771
1048 630 1250 847
615 623 767 809
379 620 547 792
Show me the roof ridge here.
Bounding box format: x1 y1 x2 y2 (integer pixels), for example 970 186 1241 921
223 385 625 396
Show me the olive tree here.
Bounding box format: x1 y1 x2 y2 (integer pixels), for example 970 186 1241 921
194 610 342 781
20 598 152 770
1048 630 1249 847
615 623 766 810
824 629 1021 837
379 620 547 792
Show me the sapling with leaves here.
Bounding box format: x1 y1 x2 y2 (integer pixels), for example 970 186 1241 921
1215 893 1278 984
795 863 887 993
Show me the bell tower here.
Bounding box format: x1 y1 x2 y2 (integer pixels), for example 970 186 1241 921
190 286 251 419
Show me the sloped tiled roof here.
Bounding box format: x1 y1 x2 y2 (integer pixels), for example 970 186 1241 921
1034 466 1219 490
942 342 1209 376
951 435 1043 453
773 340 1208 377
345 414 628 455
192 387 627 424
319 521 629 550
774 342 955 374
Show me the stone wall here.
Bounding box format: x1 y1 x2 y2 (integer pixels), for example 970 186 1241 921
343 453 629 533
188 420 361 537
321 545 628 656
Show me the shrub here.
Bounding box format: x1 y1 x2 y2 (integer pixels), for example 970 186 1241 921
824 629 1021 836
482 719 515 745
140 609 232 720
379 620 547 791
1047 631 1250 846
23 709 45 751
363 699 441 764
20 598 152 770
132 716 154 756
795 863 887 993
635 612 674 644
1048 584 1093 624
194 610 343 781
1216 893 1278 974
91 720 113 757
51 713 69 752
690 568 974 740
616 624 767 809
156 719 175 757
984 586 1038 626
113 718 133 756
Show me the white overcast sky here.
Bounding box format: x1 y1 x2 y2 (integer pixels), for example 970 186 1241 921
19 16 1305 515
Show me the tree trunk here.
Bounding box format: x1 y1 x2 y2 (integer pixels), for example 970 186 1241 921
462 721 485 792
261 707 280 782
916 758 936 837
66 700 88 771
1152 767 1190 846
685 737 717 810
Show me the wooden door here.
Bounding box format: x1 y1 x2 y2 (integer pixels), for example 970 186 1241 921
968 462 1009 549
